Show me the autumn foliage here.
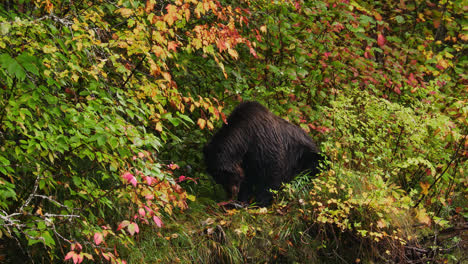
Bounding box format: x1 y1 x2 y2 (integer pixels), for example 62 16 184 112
0 0 466 263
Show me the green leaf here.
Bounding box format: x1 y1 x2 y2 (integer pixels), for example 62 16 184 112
7 57 26 80
395 15 405 24
42 231 56 246
0 53 14 68
177 113 194 124
16 53 40 76
0 156 10 166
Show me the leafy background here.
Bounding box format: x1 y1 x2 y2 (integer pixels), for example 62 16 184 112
0 0 466 263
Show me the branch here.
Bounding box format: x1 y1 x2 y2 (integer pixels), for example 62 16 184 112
121 54 147 88
18 174 40 213
413 134 467 208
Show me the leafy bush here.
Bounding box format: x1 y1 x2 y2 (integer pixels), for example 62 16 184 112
0 0 466 263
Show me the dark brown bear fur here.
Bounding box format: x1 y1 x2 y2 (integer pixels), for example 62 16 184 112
203 101 324 206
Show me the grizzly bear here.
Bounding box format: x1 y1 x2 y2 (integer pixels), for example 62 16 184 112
203 101 324 206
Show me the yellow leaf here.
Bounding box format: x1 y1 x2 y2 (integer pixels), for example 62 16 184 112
460 33 468 42
152 45 165 58
42 45 57 54
418 13 425 22
438 58 449 69
185 8 190 21
225 209 238 216
260 25 267 33
228 48 239 60
419 182 430 195
155 122 163 132
197 118 206 130
149 59 160 76
118 8 133 18
416 208 431 226
207 120 214 130
376 219 387 228
161 72 172 82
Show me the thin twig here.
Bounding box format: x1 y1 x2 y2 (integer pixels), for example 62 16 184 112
413 134 466 208
121 54 147 88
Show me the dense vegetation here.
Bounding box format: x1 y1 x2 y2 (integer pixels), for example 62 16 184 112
0 0 466 263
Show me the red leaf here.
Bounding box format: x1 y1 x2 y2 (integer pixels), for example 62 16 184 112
221 112 227 124
122 172 134 182
65 251 74 261
294 1 301 10
130 177 137 187
145 176 156 185
94 232 103 245
117 220 130 231
122 172 137 187
127 222 139 236
178 175 186 182
377 34 386 47
72 254 79 264
394 87 401 95
249 46 258 58
71 243 82 251
138 208 146 217
153 215 163 228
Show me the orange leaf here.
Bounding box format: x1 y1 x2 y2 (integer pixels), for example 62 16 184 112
168 41 178 52
165 5 178 26
145 0 155 13
374 13 382 21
